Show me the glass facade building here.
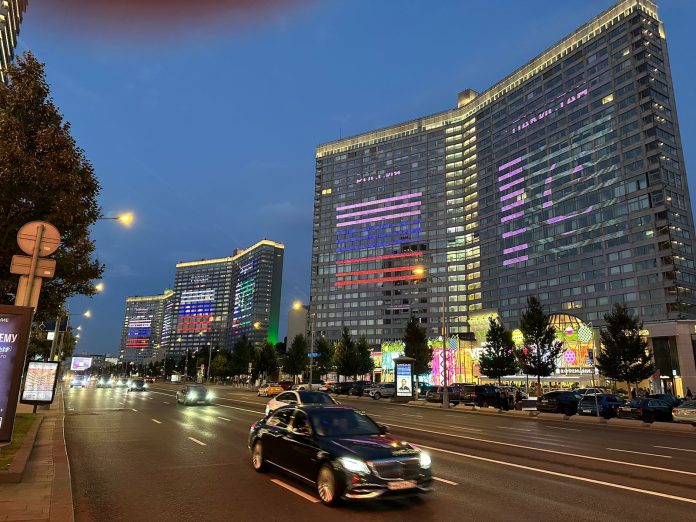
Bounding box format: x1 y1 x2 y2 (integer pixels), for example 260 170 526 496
311 0 696 352
119 290 175 364
171 240 285 358
0 0 28 83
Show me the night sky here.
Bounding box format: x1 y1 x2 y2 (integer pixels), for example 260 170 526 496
17 1 696 355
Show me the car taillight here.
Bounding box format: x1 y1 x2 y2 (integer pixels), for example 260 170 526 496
673 409 682 415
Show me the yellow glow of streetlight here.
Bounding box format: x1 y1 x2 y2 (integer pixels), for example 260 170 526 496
117 212 134 226
76 325 82 331
292 300 303 311
253 321 262 330
83 310 92 318
94 282 105 292
413 267 426 276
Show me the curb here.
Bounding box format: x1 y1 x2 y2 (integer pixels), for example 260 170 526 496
50 391 74 522
0 415 44 484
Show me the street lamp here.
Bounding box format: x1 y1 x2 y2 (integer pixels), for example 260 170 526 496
99 212 134 227
49 309 92 360
94 282 105 293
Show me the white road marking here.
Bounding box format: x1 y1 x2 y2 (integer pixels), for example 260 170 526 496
131 408 138 412
418 444 696 505
386 422 696 476
215 403 265 415
188 437 207 446
119 401 125 405
67 407 74 411
496 426 532 432
655 446 696 453
217 416 232 422
402 414 423 418
448 425 483 432
163 401 170 404
547 426 581 432
149 397 153 400
151 419 162 424
271 479 320 503
433 476 458 486
607 448 672 459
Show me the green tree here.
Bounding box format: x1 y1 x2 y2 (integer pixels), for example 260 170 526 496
403 315 432 376
209 353 228 379
252 342 280 381
284 334 309 381
313 335 335 377
517 296 562 392
355 336 374 379
479 317 518 384
333 327 358 379
228 335 253 377
0 53 103 321
596 304 654 399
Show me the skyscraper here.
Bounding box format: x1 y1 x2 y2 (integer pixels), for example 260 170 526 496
119 290 175 364
311 0 696 391
172 240 284 359
0 0 28 82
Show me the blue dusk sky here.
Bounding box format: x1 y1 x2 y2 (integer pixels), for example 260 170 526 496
17 1 696 355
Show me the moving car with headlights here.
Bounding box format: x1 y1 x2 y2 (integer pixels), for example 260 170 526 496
257 382 284 397
265 390 337 416
364 383 396 400
69 376 86 388
618 398 673 422
672 400 696 425
176 385 213 405
576 393 624 418
128 379 147 392
248 405 432 505
114 378 129 388
536 390 582 416
96 377 113 388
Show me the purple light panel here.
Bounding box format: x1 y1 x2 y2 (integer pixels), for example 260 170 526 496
336 210 421 228
501 211 524 223
501 199 525 212
503 244 528 255
500 189 525 202
502 227 527 239
498 157 522 172
498 166 524 182
336 192 422 212
503 255 528 266
336 201 421 220
499 177 525 192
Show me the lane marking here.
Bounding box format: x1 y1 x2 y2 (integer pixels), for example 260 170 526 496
386 423 696 476
655 446 696 454
217 416 232 422
448 426 483 432
402 414 423 418
271 479 320 503
418 443 696 505
131 408 138 412
163 401 170 404
149 397 154 400
433 476 458 486
188 437 207 446
119 402 125 405
607 448 672 459
215 403 265 415
548 426 581 432
496 426 531 432
151 419 162 424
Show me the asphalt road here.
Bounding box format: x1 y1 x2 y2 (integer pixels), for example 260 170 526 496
63 385 696 521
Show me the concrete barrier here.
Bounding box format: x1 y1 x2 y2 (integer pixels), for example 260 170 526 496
0 415 43 484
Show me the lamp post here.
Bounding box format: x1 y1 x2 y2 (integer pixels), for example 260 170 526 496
49 309 92 361
98 212 134 227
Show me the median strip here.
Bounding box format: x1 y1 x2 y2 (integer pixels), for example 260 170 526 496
188 437 206 446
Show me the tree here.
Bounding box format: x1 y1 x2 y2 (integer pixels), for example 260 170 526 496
228 335 253 377
0 53 103 322
333 327 358 379
596 304 655 399
516 296 562 392
252 342 280 381
355 336 374 379
403 315 432 376
479 317 518 384
313 335 335 377
209 353 228 379
284 334 309 381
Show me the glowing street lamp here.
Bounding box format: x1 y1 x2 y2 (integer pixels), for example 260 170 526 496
99 212 134 227
83 310 92 318
94 282 105 292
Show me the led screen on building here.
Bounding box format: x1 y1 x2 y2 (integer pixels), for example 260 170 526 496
70 357 93 371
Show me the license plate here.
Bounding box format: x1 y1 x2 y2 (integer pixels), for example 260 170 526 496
387 480 417 491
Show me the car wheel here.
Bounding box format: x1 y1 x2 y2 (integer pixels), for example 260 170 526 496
642 411 655 423
317 464 342 506
564 405 576 416
373 392 381 400
251 441 267 472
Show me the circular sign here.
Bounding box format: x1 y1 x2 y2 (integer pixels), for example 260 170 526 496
512 329 524 346
17 221 61 257
577 325 593 343
563 349 576 365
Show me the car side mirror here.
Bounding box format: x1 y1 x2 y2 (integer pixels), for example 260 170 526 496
378 424 389 435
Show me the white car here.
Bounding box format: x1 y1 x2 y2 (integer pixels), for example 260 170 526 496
265 390 338 416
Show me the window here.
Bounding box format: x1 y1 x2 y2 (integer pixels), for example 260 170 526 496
267 408 294 429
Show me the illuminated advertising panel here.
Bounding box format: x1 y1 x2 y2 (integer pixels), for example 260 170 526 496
21 362 60 404
70 357 93 371
395 363 412 397
0 305 33 443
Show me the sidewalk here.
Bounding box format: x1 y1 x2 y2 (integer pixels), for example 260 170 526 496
0 390 74 522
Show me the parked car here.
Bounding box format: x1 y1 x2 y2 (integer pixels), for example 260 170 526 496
618 398 673 423
144 377 156 384
576 393 624 418
365 383 396 400
457 384 502 407
332 382 356 395
176 385 213 406
575 387 609 396
348 381 373 397
257 383 284 397
292 379 327 391
425 386 461 406
248 405 432 505
647 394 682 408
416 382 433 398
265 390 338 416
672 400 696 425
536 391 582 416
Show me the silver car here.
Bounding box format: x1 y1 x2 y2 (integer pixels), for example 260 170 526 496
366 383 396 400
673 400 696 425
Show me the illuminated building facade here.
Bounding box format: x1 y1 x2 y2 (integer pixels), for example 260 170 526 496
0 0 28 83
312 1 696 390
119 290 175 364
172 240 284 358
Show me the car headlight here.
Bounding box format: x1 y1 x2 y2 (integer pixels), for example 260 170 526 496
339 457 369 474
419 451 432 469
206 392 214 400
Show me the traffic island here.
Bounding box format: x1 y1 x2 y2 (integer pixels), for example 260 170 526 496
0 414 43 484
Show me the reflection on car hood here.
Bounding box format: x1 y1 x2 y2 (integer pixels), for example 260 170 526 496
327 435 419 460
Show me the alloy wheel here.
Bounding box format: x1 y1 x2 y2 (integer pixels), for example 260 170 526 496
317 466 336 505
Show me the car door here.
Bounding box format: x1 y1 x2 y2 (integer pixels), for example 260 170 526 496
263 408 295 467
283 410 320 482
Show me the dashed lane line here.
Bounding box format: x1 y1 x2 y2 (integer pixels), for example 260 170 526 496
607 448 672 459
271 479 320 503
654 446 696 453
547 426 581 432
188 437 207 446
152 419 162 424
217 416 232 422
131 408 138 412
447 426 483 432
214 403 265 415
496 426 532 432
163 401 170 404
433 476 458 486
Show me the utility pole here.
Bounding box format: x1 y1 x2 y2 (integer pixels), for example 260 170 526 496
309 309 315 389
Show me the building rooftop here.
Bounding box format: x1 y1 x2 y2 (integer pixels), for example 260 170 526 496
175 239 285 268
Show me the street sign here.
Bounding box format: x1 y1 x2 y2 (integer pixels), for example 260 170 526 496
17 221 61 256
308 352 320 358
10 255 56 277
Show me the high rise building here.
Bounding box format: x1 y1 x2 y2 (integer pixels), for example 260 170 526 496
119 290 175 364
311 0 696 391
0 0 28 82
172 240 284 358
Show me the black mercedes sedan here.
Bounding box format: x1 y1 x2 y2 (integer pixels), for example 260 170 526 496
248 405 432 505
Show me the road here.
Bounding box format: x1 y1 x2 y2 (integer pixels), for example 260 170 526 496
63 385 696 521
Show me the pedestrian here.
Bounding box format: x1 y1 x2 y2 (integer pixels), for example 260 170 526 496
502 388 510 411
687 387 693 400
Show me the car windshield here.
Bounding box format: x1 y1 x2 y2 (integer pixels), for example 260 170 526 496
188 386 206 393
298 392 335 404
309 409 380 437
133 380 145 386
678 401 696 408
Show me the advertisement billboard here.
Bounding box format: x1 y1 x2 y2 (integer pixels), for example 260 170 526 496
395 363 412 397
70 357 93 371
21 361 60 405
0 305 33 443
